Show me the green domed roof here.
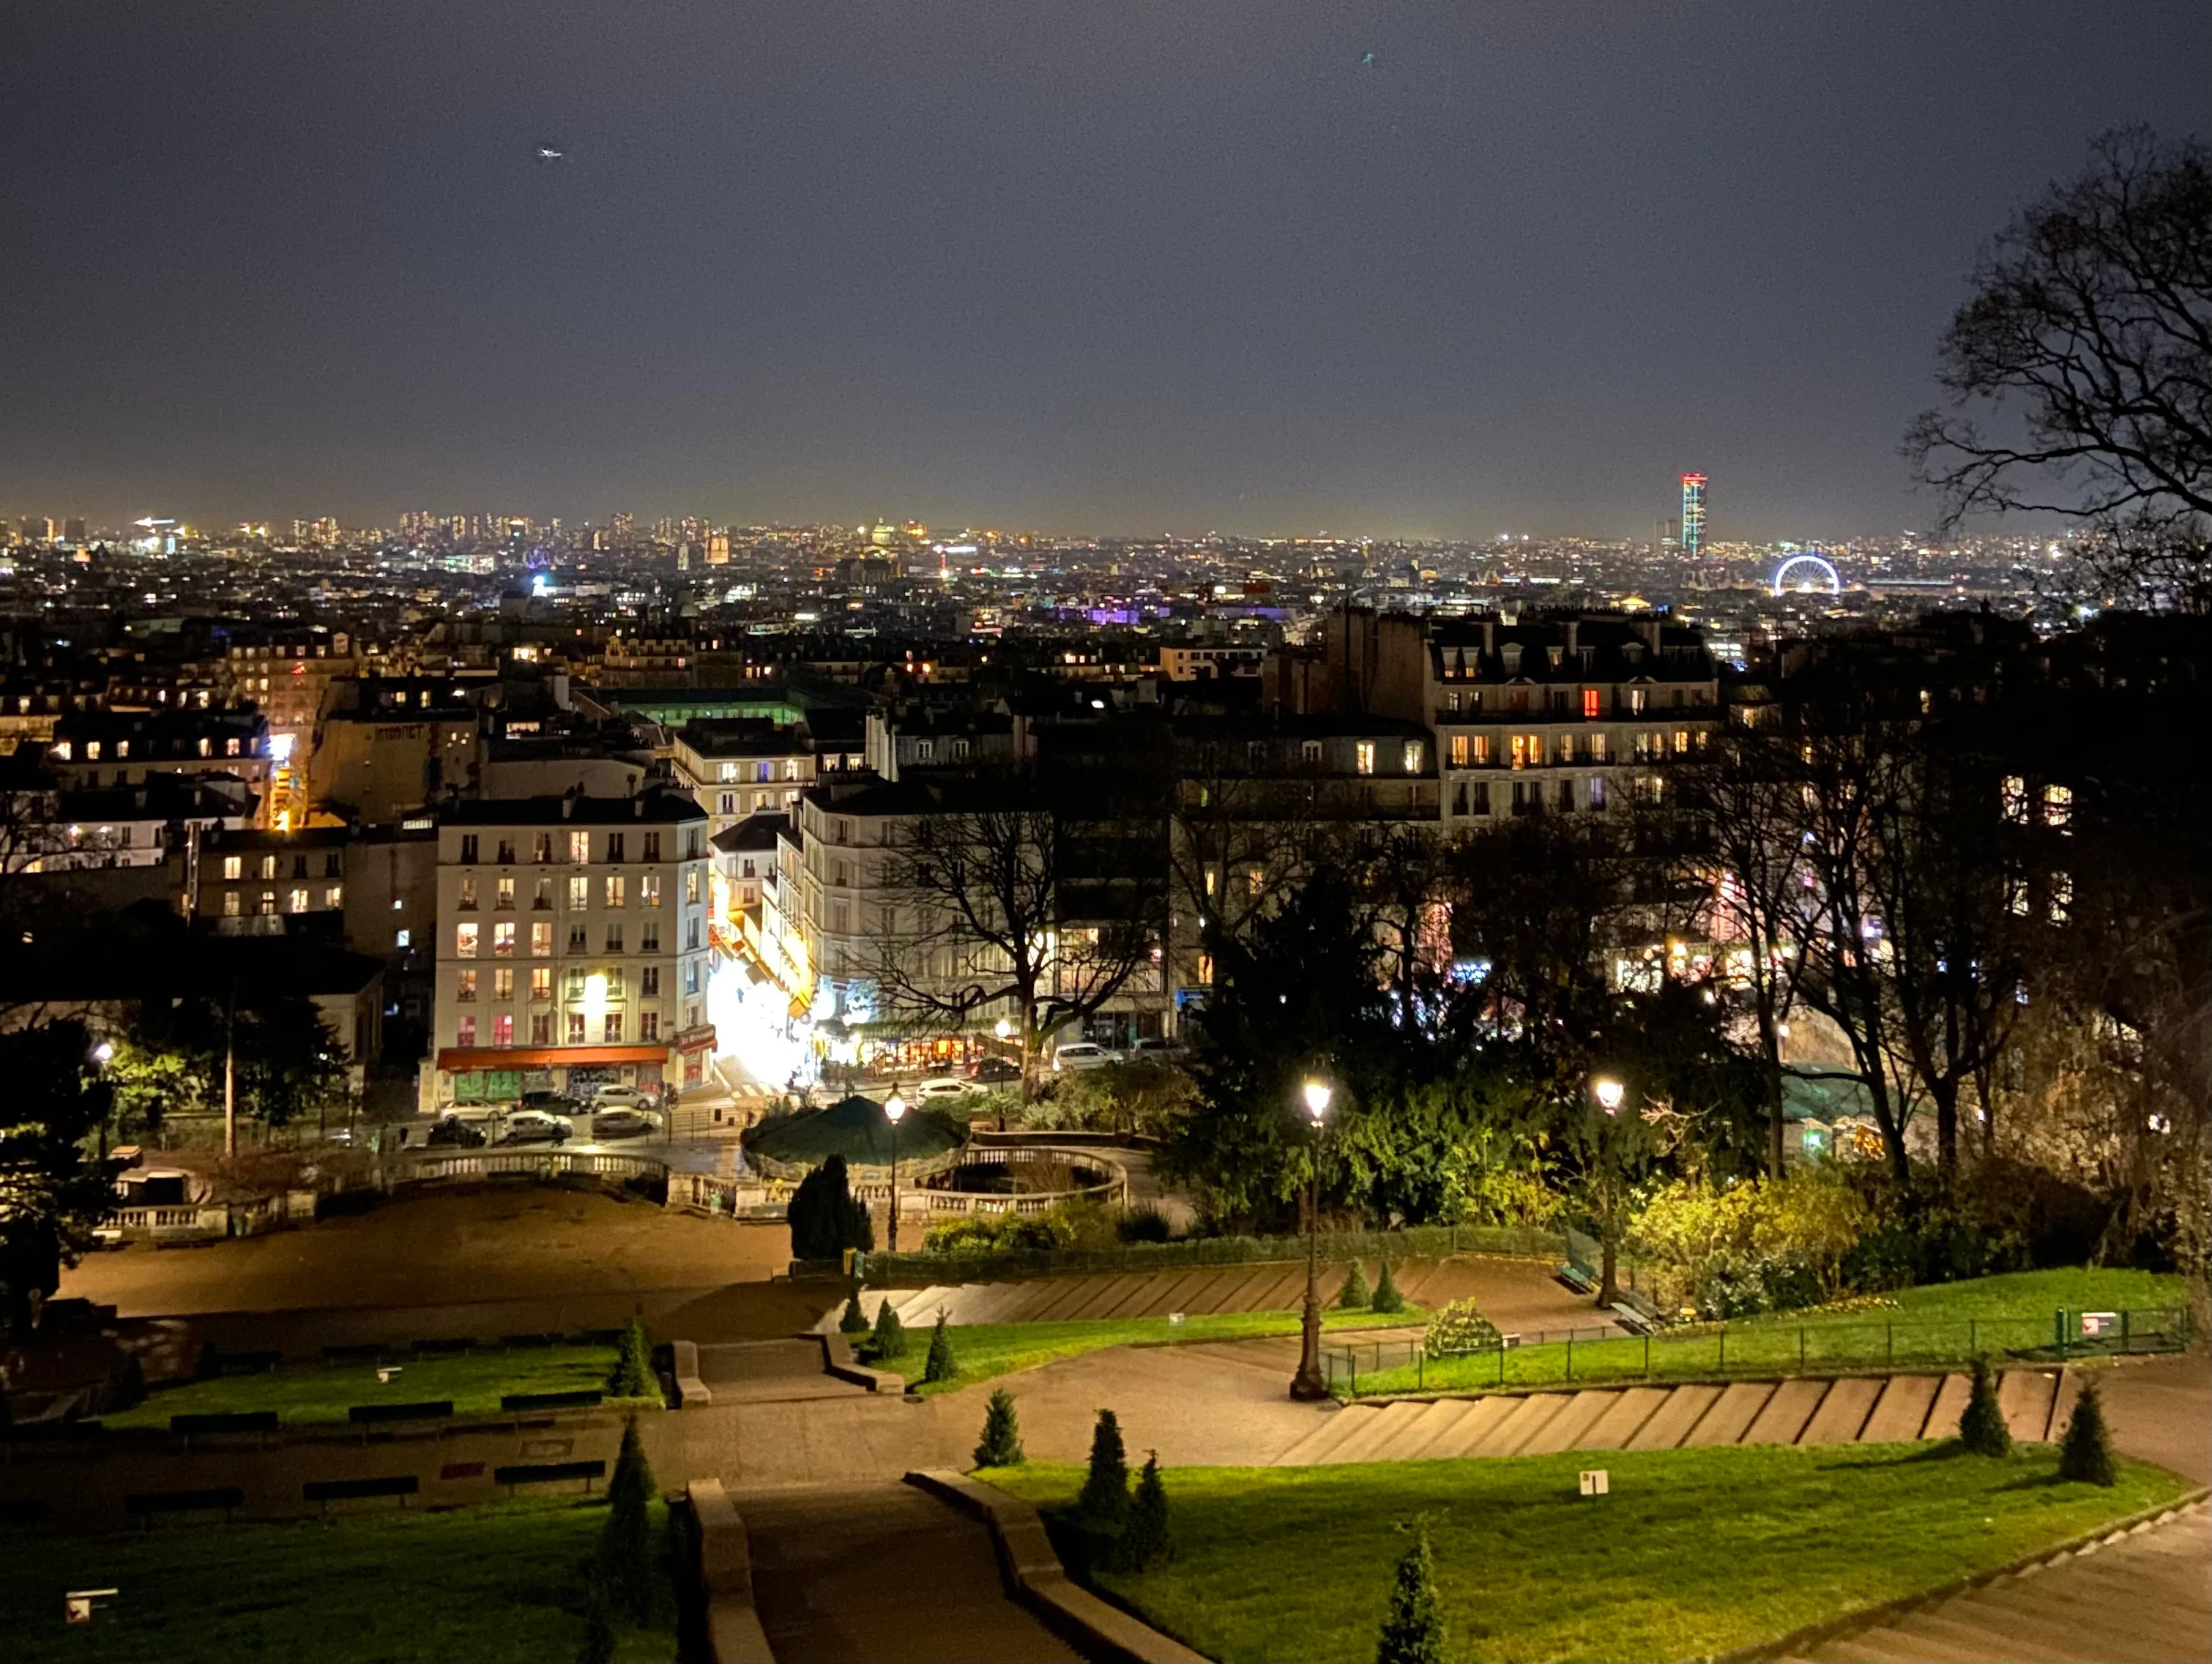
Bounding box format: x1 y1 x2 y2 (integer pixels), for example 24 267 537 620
744 1093 964 1170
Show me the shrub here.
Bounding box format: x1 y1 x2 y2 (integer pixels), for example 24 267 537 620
1076 1409 1131 1534
838 1288 870 1335
2058 1378 2117 1486
1421 1299 1501 1358
975 1388 1024 1467
1371 1259 1406 1314
1375 1524 1447 1664
608 1314 654 1398
596 1417 657 1622
868 1297 908 1363
1337 1260 1371 1309
1959 1357 2011 1457
789 1154 874 1261
924 1310 958 1384
1117 1452 1172 1572
1118 1202 1176 1243
576 1593 615 1664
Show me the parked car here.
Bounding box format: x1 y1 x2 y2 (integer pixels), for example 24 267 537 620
967 1057 1022 1086
590 1085 657 1112
425 1116 488 1149
1051 1042 1118 1072
496 1110 572 1146
1127 1037 1187 1060
520 1090 586 1117
589 1109 657 1141
914 1077 970 1102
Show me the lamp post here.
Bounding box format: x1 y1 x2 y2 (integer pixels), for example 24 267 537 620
994 1018 1014 1133
884 1092 907 1254
1290 1077 1333 1401
1593 1077 1625 1114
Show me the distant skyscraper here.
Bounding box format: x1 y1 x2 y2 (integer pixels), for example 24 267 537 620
1679 474 1707 558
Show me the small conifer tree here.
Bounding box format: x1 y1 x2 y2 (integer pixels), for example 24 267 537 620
1338 1261 1371 1310
576 1592 616 1664
2058 1378 2117 1486
975 1388 1025 1468
870 1296 907 1362
597 1417 657 1622
838 1288 870 1335
924 1309 958 1384
608 1314 653 1398
1371 1259 1406 1314
1117 1452 1172 1572
1959 1356 2012 1458
1077 1408 1131 1534
1374 1524 1447 1664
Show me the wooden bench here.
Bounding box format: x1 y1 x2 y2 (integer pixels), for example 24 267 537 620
171 1410 280 1444
348 1400 453 1435
302 1475 419 1513
500 1389 603 1412
1556 1263 1598 1295
1609 1301 1660 1337
494 1459 606 1496
126 1487 245 1526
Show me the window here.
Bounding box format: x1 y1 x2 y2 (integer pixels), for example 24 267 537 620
1402 741 1423 774
530 921 552 956
641 965 660 997
456 969 478 1001
1511 734 1543 769
643 832 660 862
455 922 479 958
493 922 515 957
534 877 553 909
830 900 851 936
567 875 589 909
2050 874 2072 923
395 928 412 948
606 924 625 953
567 924 587 952
456 1015 476 1047
1582 687 1601 719
496 838 515 865
460 834 479 865
1196 952 1214 986
1468 780 1492 816
495 877 515 909
568 831 589 863
530 967 552 1001
457 875 478 910
685 829 704 859
1558 779 1576 811
530 1012 552 1045
1628 687 1648 713
604 876 626 908
683 959 701 996
534 832 555 862
260 854 278 880
1204 865 1218 897
1588 775 1607 810
641 919 660 952
2044 783 2073 832
718 762 736 782
641 1010 660 1040
288 887 309 913
324 854 340 877
603 1012 624 1044
567 1012 586 1044
223 854 242 880
685 917 701 951
641 873 660 908
1355 742 1376 775
565 968 587 1000
492 1013 513 1047
1449 734 1469 766
720 793 736 815
493 966 514 1001
607 833 625 862
1588 732 1606 762
685 868 701 904
223 890 241 917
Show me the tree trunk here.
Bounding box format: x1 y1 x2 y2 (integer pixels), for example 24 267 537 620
1597 1224 1621 1310
1932 1078 1958 1180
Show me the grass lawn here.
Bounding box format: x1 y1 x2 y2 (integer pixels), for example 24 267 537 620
870 1306 1422 1397
986 1442 2192 1664
0 1496 679 1664
103 1345 652 1430
1347 1265 2190 1398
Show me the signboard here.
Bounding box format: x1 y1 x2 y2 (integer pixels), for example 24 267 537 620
1579 1469 1609 1497
2080 1311 2118 1337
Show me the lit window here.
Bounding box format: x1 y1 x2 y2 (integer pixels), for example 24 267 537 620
531 1013 552 1045
457 876 477 910
2044 784 2072 832
1582 688 1600 719
567 1012 586 1044
223 855 242 881
603 1012 624 1044
2002 776 2029 822
1588 733 1606 762
258 890 277 916
531 921 552 957
567 876 589 909
604 876 626 908
288 887 309 914
455 922 479 957
494 967 514 1000
1196 952 1214 986
495 877 515 909
260 855 278 880
1402 742 1423 774
492 1014 513 1047
531 968 551 1001
641 873 660 908
1674 730 1690 754
569 831 589 863
685 868 701 904
2050 874 2072 923
1449 734 1469 767
222 891 241 917
456 1015 475 1047
456 969 477 1001
1355 742 1376 775
493 922 515 957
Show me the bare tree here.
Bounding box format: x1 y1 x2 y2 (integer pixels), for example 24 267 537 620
1907 127 2212 605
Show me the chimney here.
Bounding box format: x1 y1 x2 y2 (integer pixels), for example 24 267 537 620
561 798 573 820
633 798 644 818
1564 620 1579 656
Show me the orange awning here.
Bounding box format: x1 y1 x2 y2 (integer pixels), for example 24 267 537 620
436 1045 670 1071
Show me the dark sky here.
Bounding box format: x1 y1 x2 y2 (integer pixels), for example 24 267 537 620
4 4 2205 540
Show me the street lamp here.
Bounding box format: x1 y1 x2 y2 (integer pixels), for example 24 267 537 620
883 1092 907 1254
1291 1078 1333 1400
1593 1077 1625 1114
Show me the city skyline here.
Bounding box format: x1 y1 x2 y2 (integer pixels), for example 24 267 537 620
5 4 2205 538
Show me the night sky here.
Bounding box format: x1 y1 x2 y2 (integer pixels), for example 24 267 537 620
4 4 2205 540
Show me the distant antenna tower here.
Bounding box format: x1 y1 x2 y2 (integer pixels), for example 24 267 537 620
1679 474 1707 558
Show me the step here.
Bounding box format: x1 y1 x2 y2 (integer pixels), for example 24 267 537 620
1181 1267 1268 1316
1681 1380 1776 1447
1626 1383 1721 1450
1425 1395 1522 1458
1809 1637 1915 1664
1388 1398 1481 1460
1872 1610 2074 1663
1962 1582 2212 1659
1924 1372 1973 1440
1243 1268 1311 1312
1742 1377 1831 1445
1276 1406 1379 1466
1581 1384 1670 1450
1999 1368 2060 1443
1058 1275 1150 1321
1896 1601 2102 1660
1517 1390 1622 1457
1322 1400 1433 1464
956 1283 1038 1325
1142 1270 1216 1320
1859 1374 1942 1441
1475 1392 1571 1458
1798 1376 1883 1445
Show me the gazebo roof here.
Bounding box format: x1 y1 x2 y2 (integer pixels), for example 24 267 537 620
744 1093 964 1169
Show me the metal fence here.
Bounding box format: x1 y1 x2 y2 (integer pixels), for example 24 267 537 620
1325 1305 2195 1395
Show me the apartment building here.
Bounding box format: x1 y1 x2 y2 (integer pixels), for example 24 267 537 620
309 676 486 825
669 720 819 844
46 708 274 826
426 791 713 1111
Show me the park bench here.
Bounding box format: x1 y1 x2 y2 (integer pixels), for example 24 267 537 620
302 1474 419 1513
1555 1263 1598 1295
415 1336 474 1356
494 1459 606 1496
325 1343 394 1365
201 1348 283 1376
501 1332 565 1348
171 1410 280 1447
1609 1302 1661 1337
126 1487 245 1526
501 1389 603 1412
577 1327 625 1346
348 1400 453 1437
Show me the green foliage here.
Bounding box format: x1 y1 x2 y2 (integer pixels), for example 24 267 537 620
1959 1357 2012 1458
1117 1452 1172 1572
838 1288 870 1334
1420 1298 1502 1358
595 1418 657 1622
1634 1167 1875 1318
2058 1379 2117 1486
606 1316 652 1398
867 1296 907 1363
0 1021 123 1332
924 1310 958 1384
1337 1259 1370 1309
1117 1202 1176 1244
1078 1409 1131 1534
1374 1523 1448 1664
975 1387 1025 1467
1051 1060 1199 1139
923 1198 1122 1256
788 1154 874 1262
120 986 350 1131
1370 1259 1405 1314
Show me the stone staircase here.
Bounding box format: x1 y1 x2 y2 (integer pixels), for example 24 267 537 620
1270 1365 2082 1464
1788 1499 2211 1663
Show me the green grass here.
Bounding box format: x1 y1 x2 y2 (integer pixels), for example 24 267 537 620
871 1306 1423 1396
103 1346 654 1430
1346 1266 2191 1398
0 1496 678 1664
984 1443 2193 1664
